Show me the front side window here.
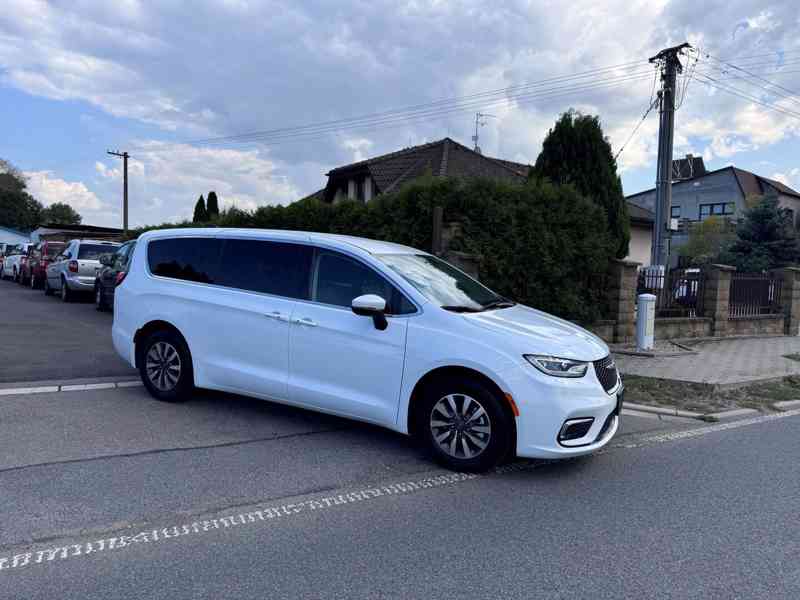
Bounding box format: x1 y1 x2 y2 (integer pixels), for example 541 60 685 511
217 239 314 299
377 253 502 312
314 252 415 314
148 237 222 284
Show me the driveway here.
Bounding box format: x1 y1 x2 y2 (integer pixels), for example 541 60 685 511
0 279 136 383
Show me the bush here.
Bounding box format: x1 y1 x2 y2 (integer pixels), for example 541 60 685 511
128 176 615 323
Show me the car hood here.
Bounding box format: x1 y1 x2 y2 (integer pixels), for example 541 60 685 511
461 304 609 361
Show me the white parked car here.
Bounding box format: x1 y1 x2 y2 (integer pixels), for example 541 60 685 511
1 243 33 282
113 229 622 472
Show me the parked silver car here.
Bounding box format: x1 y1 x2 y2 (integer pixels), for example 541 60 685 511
45 239 121 301
1 243 33 282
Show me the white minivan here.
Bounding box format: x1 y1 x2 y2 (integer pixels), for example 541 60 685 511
113 228 622 472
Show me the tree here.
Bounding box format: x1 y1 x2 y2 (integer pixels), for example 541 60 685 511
40 202 82 225
532 110 630 259
192 194 208 223
678 216 736 266
0 188 42 231
0 159 27 193
723 195 800 271
206 191 220 220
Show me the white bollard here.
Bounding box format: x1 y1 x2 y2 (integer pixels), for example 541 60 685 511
636 293 656 351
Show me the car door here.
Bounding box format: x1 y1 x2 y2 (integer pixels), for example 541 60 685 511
287 249 413 426
193 238 314 401
48 243 70 286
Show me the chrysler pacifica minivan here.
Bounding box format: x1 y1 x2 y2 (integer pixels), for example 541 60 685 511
113 228 622 472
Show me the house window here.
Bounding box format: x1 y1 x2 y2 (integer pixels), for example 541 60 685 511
699 202 735 220
670 206 681 219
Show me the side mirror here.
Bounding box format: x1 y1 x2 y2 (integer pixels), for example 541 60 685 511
351 294 388 331
99 254 114 266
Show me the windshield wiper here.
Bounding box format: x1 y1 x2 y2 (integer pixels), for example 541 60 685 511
481 297 516 311
440 305 483 313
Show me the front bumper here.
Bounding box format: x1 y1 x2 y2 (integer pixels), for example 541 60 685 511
503 362 622 459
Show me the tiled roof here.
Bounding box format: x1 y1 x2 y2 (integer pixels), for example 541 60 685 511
324 138 527 199
627 203 654 223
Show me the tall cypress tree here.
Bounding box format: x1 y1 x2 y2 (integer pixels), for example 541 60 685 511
532 110 630 259
193 194 208 223
206 190 220 220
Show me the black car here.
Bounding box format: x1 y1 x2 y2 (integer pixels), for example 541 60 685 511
94 240 136 311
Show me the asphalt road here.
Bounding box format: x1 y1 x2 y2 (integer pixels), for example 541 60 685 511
2 383 798 599
0 278 135 382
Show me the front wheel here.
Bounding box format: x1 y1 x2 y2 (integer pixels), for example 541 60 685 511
138 330 194 402
95 284 108 311
416 377 514 473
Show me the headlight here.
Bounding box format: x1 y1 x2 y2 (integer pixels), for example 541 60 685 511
524 354 588 378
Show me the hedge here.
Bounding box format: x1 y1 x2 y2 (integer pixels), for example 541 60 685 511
129 176 616 323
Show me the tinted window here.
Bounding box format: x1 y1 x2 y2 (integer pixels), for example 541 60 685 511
112 243 132 270
78 244 119 260
217 239 313 299
148 238 222 284
314 252 415 314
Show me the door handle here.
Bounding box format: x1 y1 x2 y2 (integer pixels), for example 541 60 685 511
265 311 288 322
293 317 318 327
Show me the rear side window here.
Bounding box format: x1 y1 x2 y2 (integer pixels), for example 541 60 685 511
217 239 313 299
314 252 416 315
78 244 118 260
148 238 222 284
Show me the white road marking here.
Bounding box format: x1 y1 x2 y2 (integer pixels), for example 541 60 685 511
0 386 59 396
60 383 116 392
0 380 140 396
0 407 798 575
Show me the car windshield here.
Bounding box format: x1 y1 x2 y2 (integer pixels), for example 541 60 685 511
376 253 511 312
79 244 118 260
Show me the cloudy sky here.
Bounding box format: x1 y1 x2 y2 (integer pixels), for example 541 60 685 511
1 0 799 228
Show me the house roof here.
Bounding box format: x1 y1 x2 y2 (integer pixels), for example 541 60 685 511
324 137 529 198
626 165 800 201
0 225 29 237
627 203 654 224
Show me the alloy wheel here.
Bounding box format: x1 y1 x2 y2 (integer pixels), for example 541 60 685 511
429 393 492 459
145 342 182 392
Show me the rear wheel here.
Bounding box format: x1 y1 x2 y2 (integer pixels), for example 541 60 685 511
43 277 54 296
60 278 72 302
415 376 513 473
137 329 194 402
30 272 38 289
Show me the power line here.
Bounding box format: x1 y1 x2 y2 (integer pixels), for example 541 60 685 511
694 73 800 121
702 52 800 108
614 96 659 161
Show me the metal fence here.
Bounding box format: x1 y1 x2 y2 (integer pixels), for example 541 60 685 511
729 272 783 318
636 267 705 318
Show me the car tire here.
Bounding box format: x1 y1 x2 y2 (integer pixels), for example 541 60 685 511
13 268 18 283
95 284 108 311
60 278 72 302
43 277 54 296
137 329 194 403
30 273 38 289
415 376 514 473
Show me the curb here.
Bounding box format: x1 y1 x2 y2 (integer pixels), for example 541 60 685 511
0 378 142 396
705 408 760 420
622 401 703 419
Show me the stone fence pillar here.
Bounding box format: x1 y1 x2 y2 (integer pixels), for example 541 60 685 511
608 259 640 344
771 267 800 336
702 264 735 336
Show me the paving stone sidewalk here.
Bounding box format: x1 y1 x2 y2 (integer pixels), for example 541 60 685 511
614 336 800 386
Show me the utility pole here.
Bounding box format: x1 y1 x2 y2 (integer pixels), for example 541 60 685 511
649 42 691 267
107 150 129 235
471 112 495 154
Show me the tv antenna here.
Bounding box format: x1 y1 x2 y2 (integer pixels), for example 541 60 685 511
472 112 495 154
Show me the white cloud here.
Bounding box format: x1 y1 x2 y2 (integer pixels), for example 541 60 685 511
772 168 800 188
24 171 104 211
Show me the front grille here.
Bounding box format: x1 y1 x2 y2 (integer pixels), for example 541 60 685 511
593 355 618 394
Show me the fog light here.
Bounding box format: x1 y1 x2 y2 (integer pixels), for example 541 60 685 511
558 418 594 442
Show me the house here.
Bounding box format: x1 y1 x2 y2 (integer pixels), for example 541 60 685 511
626 155 800 265
30 223 124 242
314 137 530 203
626 204 655 267
0 226 30 246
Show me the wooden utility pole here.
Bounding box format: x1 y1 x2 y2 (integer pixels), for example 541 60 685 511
649 42 691 267
106 150 129 235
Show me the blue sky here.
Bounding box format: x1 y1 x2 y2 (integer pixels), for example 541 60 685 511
1 1 799 228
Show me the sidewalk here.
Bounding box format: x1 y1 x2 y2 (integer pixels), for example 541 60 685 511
615 336 800 386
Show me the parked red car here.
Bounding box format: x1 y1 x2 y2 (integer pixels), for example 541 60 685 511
23 240 65 289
